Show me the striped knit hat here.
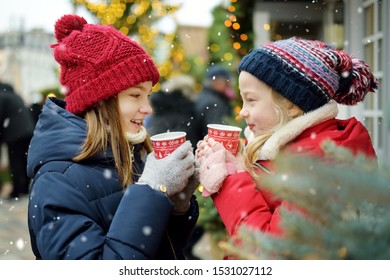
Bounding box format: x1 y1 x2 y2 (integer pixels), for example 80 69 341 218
51 14 160 115
238 37 378 112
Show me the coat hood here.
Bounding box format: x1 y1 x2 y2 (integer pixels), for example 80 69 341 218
27 98 106 178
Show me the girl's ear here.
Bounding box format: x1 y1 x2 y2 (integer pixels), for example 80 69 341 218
287 104 302 118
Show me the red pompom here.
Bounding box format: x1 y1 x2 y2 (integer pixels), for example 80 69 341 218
54 14 87 43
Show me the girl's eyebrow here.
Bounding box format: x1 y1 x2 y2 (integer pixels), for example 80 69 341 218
131 85 150 93
240 90 252 97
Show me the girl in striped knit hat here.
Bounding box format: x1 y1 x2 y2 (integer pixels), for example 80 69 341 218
195 37 378 257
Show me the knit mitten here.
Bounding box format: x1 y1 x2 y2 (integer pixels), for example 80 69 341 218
138 141 195 196
197 138 244 197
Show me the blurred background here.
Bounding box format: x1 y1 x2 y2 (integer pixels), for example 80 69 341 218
1 0 389 260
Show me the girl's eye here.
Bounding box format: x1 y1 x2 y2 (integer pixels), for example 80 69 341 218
130 93 140 98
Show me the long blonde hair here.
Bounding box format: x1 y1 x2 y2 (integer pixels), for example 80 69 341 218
73 97 153 187
244 90 304 180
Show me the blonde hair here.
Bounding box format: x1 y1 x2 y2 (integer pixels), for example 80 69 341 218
73 97 153 187
244 90 304 180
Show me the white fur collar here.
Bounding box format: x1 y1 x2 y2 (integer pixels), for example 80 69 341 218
125 125 147 144
244 101 339 160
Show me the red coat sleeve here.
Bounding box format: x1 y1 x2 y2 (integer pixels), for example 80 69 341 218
212 172 283 237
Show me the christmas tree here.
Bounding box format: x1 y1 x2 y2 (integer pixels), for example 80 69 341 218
221 141 390 259
71 0 185 80
207 4 236 67
207 0 254 67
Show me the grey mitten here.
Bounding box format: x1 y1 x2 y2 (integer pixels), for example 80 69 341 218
170 160 200 214
138 141 195 196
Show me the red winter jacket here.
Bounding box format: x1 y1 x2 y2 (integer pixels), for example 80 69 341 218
212 117 376 239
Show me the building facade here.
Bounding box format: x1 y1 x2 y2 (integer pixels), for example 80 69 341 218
0 28 58 104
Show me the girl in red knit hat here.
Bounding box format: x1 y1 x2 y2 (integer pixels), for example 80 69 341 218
26 14 199 260
195 37 378 258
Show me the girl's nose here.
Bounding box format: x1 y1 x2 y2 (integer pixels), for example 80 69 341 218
141 102 153 115
239 108 248 118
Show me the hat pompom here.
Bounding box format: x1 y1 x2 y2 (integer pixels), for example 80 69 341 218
333 57 378 105
55 14 87 43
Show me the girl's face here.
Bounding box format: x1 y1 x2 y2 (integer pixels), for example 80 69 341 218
239 71 279 137
117 81 153 134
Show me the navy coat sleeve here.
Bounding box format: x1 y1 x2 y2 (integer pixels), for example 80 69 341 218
28 172 173 259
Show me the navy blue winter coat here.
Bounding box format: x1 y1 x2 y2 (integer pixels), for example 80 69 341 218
27 98 198 260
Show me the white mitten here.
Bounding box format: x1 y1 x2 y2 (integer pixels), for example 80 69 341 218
138 141 195 196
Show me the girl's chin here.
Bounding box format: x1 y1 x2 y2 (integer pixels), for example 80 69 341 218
127 129 140 134
252 130 263 137
128 124 142 134
249 128 258 135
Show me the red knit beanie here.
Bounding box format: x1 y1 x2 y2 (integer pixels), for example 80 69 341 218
51 14 160 115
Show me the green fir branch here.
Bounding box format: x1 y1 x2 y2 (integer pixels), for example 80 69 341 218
223 141 390 259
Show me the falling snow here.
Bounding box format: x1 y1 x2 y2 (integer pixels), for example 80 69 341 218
3 118 10 128
240 211 248 219
16 238 25 250
0 195 35 259
103 169 112 179
341 71 350 78
142 226 152 236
